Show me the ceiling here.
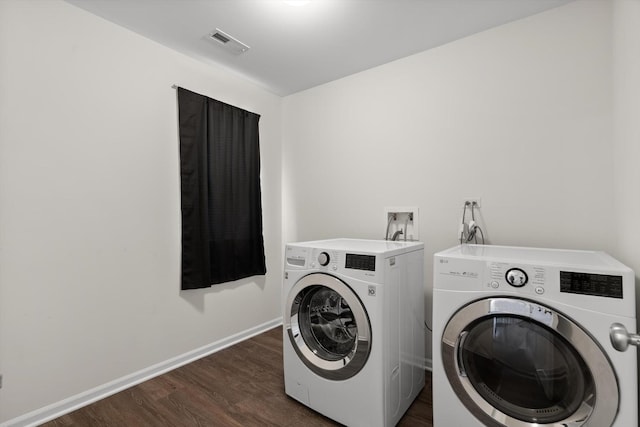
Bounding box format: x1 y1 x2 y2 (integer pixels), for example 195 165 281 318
65 0 573 96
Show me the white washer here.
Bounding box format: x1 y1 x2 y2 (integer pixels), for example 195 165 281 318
432 244 638 427
283 239 425 427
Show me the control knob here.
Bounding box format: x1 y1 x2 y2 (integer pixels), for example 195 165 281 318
505 268 528 287
318 252 330 266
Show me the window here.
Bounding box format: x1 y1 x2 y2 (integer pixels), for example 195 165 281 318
177 87 266 289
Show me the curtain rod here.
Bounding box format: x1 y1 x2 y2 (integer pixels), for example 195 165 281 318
170 85 260 117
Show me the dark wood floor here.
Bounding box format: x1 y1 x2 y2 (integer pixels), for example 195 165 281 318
43 327 433 426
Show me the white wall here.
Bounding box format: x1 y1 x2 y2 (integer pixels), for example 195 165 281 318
613 1 640 277
612 3 640 398
0 0 282 422
283 0 614 364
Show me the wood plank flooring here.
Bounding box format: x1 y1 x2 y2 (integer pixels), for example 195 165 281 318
43 327 433 426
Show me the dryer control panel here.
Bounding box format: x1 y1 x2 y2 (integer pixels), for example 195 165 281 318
560 271 623 299
434 244 636 318
487 262 547 295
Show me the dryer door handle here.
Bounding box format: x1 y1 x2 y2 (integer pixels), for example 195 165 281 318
610 323 640 352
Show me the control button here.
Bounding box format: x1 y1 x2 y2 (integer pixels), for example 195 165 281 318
318 252 330 266
535 286 545 295
490 281 499 289
505 268 528 287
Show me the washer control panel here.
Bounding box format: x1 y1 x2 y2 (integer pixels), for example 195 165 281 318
345 253 376 272
318 252 330 266
285 244 385 281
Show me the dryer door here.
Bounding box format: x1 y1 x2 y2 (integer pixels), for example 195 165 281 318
285 273 372 381
442 297 618 427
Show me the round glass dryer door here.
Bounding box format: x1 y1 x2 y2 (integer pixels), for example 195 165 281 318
285 273 371 380
441 298 619 427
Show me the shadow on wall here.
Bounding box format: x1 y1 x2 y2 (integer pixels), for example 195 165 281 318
179 276 267 312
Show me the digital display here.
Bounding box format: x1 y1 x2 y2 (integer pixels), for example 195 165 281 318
560 271 623 299
345 254 376 272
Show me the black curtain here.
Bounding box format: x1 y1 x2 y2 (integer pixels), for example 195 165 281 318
177 87 266 289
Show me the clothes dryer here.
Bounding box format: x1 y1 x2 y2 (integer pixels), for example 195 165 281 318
432 244 638 427
283 239 425 427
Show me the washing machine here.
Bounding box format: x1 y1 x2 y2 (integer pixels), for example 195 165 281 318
283 239 425 427
432 244 638 427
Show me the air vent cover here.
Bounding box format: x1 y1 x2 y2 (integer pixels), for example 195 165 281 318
207 28 250 55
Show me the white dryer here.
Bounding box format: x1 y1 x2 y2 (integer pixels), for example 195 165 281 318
283 239 425 427
432 244 638 427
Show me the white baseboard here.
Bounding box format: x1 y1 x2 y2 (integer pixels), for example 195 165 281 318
2 318 283 427
424 357 433 372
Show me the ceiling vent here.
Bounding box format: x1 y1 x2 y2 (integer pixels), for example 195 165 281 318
207 29 250 55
